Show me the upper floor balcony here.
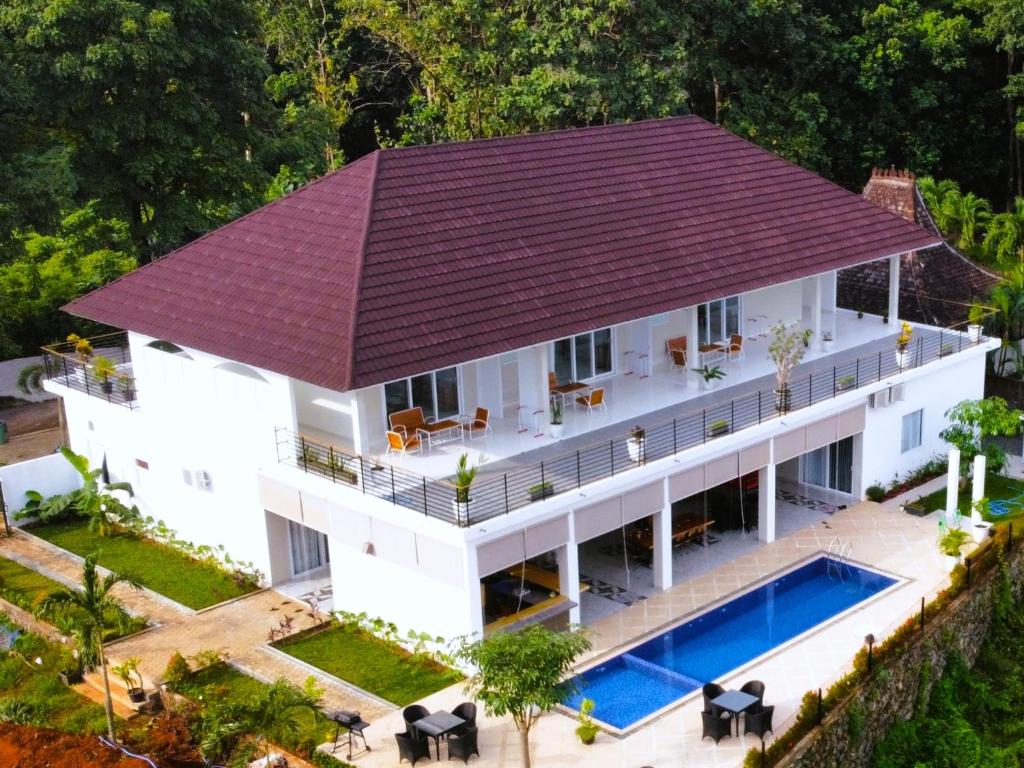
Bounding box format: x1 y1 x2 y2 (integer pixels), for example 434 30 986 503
277 306 991 527
42 331 139 409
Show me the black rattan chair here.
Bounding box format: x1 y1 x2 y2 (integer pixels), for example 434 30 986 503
451 701 477 736
396 732 431 765
740 680 766 710
701 710 732 744
702 683 725 714
744 705 774 740
448 726 479 763
403 704 431 737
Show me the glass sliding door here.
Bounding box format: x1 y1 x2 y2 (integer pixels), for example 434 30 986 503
288 520 330 577
802 447 829 488
801 437 853 494
434 367 460 419
593 329 612 375
551 328 614 383
410 373 436 420
553 339 573 384
697 295 743 344
574 335 593 380
383 367 462 426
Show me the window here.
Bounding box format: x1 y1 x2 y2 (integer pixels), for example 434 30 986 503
384 367 460 425
901 409 923 453
551 328 613 382
697 296 742 345
801 437 853 494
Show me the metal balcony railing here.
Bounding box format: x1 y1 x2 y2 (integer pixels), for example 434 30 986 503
41 332 139 409
276 318 990 528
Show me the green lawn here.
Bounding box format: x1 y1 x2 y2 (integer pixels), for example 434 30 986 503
0 614 108 734
0 555 146 639
918 473 1024 522
28 519 255 610
276 624 462 706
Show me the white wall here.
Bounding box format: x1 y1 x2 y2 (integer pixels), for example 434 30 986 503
293 379 354 446
859 353 985 495
745 282 803 326
0 453 83 519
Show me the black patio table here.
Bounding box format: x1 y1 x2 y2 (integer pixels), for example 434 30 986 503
711 690 759 736
413 711 466 759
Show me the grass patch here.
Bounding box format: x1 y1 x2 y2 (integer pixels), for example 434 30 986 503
0 614 108 734
28 519 254 610
276 623 462 706
917 473 1024 522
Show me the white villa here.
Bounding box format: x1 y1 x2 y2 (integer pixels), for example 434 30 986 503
41 116 994 642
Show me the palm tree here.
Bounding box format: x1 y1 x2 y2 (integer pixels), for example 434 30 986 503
199 679 321 768
989 269 1024 375
954 192 993 250
39 555 141 743
983 198 1024 266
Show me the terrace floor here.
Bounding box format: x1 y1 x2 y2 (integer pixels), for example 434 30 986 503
343 499 952 768
356 310 948 482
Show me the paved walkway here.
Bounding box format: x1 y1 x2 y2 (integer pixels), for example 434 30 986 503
0 530 393 722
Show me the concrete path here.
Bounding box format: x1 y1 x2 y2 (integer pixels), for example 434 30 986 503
0 529 393 722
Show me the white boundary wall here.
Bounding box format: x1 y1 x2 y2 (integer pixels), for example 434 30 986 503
0 453 83 520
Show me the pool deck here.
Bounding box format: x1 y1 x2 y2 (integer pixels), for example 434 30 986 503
334 501 951 768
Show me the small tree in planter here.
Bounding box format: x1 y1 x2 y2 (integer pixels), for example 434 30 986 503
456 624 591 768
112 657 146 702
895 322 913 368
938 527 970 571
967 303 985 342
626 425 646 462
452 453 480 519
768 323 807 414
91 355 117 393
575 698 599 745
67 333 93 362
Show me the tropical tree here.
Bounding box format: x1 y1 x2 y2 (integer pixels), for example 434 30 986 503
983 197 1024 266
940 397 1023 475
455 624 590 768
39 555 141 743
198 678 322 767
15 363 44 396
988 269 1024 375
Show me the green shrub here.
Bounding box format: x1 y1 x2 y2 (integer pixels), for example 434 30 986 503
162 651 192 692
0 698 46 725
865 484 886 502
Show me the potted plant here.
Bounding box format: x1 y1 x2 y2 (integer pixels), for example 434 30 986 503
67 333 92 362
452 453 479 518
626 425 646 462
549 400 564 439
802 328 813 349
707 419 730 438
895 322 913 368
857 311 864 319
768 323 807 415
939 342 954 358
938 527 970 572
117 372 135 402
692 365 726 391
971 498 993 543
822 330 835 352
112 657 146 703
528 481 554 501
58 648 83 685
882 314 889 324
91 355 117 394
836 374 856 392
967 303 984 342
575 698 599 745
326 448 358 485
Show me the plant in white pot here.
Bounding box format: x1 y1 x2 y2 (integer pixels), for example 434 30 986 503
938 527 970 572
822 330 835 352
692 364 726 391
967 303 984 343
895 322 913 369
452 453 480 520
626 425 646 462
549 400 564 439
768 323 807 415
970 498 993 543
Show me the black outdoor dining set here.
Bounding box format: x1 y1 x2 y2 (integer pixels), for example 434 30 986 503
701 680 774 744
396 702 479 765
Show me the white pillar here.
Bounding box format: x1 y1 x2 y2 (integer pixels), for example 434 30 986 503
812 275 823 350
945 447 961 519
517 344 550 434
971 454 987 523
556 539 581 625
758 463 776 543
652 479 673 590
888 255 900 322
688 306 701 384
464 545 485 638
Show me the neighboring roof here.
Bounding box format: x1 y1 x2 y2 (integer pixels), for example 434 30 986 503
66 115 941 392
837 168 999 326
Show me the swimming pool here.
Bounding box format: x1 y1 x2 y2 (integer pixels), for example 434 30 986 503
562 556 897 730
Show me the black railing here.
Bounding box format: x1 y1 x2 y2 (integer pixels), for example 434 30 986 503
41 332 139 410
277 318 990 527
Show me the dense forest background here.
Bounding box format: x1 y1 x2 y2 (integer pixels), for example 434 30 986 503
1 0 1022 357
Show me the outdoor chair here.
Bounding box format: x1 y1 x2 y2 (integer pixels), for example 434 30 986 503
740 680 765 710
701 710 732 744
386 429 422 456
670 348 688 372
727 333 745 360
702 683 727 715
403 704 431 737
744 705 774 741
575 387 606 413
447 726 480 763
395 732 431 765
548 371 559 391
451 702 477 732
461 408 492 439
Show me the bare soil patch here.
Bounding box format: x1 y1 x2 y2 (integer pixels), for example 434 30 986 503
0 723 150 767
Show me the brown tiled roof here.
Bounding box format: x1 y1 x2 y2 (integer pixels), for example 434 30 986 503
66 116 940 391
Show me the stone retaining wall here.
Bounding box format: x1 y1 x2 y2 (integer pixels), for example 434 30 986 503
0 595 65 644
776 544 1024 768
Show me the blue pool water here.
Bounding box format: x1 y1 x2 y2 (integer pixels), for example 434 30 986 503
563 556 896 729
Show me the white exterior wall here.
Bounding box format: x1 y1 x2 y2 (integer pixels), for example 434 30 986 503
858 352 985 496
0 453 83 518
745 281 803 325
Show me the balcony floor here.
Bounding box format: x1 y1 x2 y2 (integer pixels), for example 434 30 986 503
374 309 945 481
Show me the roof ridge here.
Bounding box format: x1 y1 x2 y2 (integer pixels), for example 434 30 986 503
342 149 382 390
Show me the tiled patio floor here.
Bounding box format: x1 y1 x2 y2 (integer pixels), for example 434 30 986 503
341 501 952 768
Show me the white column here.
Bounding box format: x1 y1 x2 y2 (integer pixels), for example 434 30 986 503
758 462 776 543
464 544 485 638
888 255 900 322
556 535 581 624
945 447 961 519
652 479 673 590
812 275 823 350
517 344 550 434
688 306 701 384
971 455 987 523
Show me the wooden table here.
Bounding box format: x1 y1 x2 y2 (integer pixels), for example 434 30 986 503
550 382 590 408
505 563 590 593
629 518 716 552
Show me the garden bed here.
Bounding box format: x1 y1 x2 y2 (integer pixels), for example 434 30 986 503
275 623 462 706
917 473 1024 522
27 520 256 610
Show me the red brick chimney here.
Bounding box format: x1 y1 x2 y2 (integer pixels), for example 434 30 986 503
862 167 916 222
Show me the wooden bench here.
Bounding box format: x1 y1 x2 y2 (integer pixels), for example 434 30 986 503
506 564 590 593
628 518 716 553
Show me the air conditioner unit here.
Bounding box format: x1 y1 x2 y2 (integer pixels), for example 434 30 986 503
870 389 891 409
195 470 212 491
182 469 193 486
890 384 905 402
